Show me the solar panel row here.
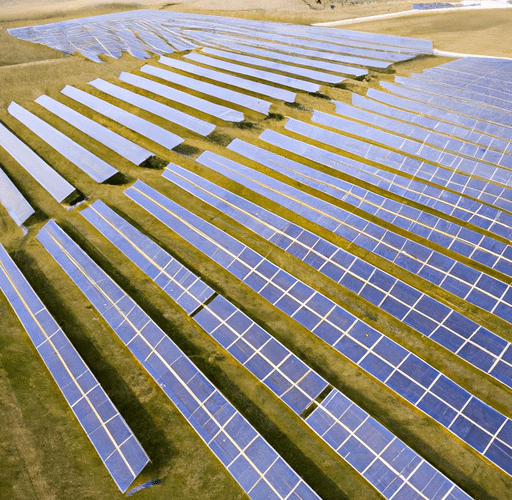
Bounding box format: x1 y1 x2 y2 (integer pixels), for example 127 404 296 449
61 85 184 152
0 166 34 227
88 78 216 137
7 101 119 184
368 87 512 142
124 179 512 478
140 64 271 115
118 71 245 123
34 95 153 166
0 243 149 493
80 198 472 500
161 160 512 390
0 120 77 203
36 219 321 500
158 56 297 103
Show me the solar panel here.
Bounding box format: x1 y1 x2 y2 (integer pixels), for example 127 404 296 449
0 166 34 226
0 243 149 493
35 95 153 166
81 198 472 500
124 179 512 478
8 101 118 183
0 121 76 203
61 85 184 151
159 56 297 102
88 78 216 137
36 219 320 500
140 64 271 115
118 72 244 122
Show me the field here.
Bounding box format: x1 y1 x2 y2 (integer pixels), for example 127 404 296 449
1 2 511 500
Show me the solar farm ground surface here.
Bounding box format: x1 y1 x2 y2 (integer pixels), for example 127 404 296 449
0 5 511 500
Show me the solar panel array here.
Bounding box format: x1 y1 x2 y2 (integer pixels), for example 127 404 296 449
7 10 433 64
1 9 512 499
125 179 512 479
0 243 149 492
79 199 472 500
36 219 321 500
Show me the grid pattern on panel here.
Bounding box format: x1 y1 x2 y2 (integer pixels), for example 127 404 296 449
7 101 118 184
232 136 512 317
0 244 149 493
284 114 512 216
311 110 512 205
161 161 512 391
60 85 184 151
125 179 512 478
205 143 512 329
81 199 472 500
36 219 320 500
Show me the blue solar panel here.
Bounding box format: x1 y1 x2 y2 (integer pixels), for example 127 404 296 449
0 243 149 492
36 219 320 500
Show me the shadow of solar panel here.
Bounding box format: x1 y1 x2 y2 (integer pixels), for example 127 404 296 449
0 244 149 493
125 179 512 479
36 219 320 500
